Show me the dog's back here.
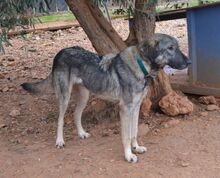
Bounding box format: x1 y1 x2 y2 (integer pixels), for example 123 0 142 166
21 46 101 94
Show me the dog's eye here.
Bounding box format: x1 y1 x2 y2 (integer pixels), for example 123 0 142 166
168 46 174 50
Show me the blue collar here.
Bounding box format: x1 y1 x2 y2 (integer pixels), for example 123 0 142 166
136 56 149 77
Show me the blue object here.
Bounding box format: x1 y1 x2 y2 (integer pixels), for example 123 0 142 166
136 56 149 76
187 4 220 88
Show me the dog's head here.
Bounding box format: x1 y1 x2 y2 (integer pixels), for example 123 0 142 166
139 33 191 70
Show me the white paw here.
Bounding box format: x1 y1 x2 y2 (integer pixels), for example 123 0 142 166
56 138 65 148
125 153 138 163
132 146 147 154
78 131 90 139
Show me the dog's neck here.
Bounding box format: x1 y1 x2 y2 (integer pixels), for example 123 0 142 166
119 46 152 80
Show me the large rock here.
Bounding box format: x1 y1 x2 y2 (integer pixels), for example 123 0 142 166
159 91 193 116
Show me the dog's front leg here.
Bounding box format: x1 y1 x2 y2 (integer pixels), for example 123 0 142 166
120 103 138 163
131 103 147 154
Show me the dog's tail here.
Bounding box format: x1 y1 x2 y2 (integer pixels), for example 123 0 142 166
21 73 53 94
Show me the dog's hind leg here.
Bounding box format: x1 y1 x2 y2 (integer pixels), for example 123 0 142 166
54 73 73 148
120 102 138 163
74 85 90 139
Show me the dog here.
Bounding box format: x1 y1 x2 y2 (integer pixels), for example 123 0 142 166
21 33 190 163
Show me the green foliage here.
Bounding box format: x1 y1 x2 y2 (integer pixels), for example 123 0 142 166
36 13 75 24
0 0 50 53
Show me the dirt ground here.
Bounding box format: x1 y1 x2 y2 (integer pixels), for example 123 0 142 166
1 19 220 178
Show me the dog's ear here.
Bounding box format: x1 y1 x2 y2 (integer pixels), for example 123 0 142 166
139 39 159 60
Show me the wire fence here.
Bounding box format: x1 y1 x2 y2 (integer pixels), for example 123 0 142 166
34 0 194 15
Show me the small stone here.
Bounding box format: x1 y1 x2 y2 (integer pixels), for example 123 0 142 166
180 162 190 167
9 109 21 117
113 130 119 135
7 62 16 66
163 119 180 128
0 73 4 79
101 131 109 137
199 111 208 117
4 55 15 61
28 48 37 52
206 104 219 111
35 36 40 40
199 96 217 105
2 86 9 92
9 87 15 92
0 124 7 129
19 101 25 105
154 129 160 133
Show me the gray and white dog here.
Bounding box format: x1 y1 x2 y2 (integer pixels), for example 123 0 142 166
21 33 190 163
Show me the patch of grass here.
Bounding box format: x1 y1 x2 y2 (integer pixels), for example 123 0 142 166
34 12 75 24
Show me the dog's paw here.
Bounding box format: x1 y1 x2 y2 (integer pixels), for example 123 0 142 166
78 131 90 139
132 146 147 154
56 139 65 148
125 153 138 163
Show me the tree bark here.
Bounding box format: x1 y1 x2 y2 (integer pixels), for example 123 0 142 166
65 0 126 55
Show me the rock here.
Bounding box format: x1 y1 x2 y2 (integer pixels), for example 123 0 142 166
28 48 37 52
199 96 217 105
101 131 109 137
4 55 15 61
199 111 208 117
206 104 219 111
9 109 21 117
56 30 64 36
163 119 180 128
179 161 190 167
140 98 152 118
7 62 16 67
35 36 40 40
2 86 9 92
159 91 193 116
0 123 7 129
0 73 4 79
9 87 15 92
